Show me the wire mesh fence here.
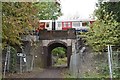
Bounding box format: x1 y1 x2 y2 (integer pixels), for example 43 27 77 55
69 46 120 78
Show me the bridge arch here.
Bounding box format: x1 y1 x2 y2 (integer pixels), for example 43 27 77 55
45 41 72 67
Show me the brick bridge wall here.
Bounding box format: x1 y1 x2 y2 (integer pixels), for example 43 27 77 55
23 29 76 68
35 30 76 67
39 29 76 40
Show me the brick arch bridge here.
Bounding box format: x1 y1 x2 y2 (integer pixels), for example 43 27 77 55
22 29 76 68
43 40 72 67
39 29 76 68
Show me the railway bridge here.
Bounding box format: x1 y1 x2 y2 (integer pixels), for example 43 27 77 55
38 29 76 68
21 29 76 69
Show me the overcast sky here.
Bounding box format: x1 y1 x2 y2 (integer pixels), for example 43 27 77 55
58 0 98 20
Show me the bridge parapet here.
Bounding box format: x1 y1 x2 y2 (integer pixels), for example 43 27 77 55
21 35 39 41
39 29 76 40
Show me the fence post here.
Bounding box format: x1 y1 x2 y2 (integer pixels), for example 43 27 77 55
20 56 22 73
107 45 112 80
3 45 11 78
3 52 8 78
7 45 10 71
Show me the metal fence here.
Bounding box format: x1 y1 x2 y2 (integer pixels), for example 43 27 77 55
69 45 120 78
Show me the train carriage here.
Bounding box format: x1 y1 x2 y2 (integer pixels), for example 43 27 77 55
38 19 95 32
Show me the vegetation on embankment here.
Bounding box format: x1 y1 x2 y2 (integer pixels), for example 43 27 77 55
83 1 120 78
85 1 120 52
2 1 62 74
2 1 62 49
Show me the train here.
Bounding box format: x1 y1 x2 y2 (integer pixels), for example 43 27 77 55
36 19 95 32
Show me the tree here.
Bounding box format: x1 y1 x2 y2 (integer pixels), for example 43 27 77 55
95 1 120 22
34 0 62 20
52 47 66 58
85 15 120 52
2 2 39 48
2 1 62 48
85 1 120 52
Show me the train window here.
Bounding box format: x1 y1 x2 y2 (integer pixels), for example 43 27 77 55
82 22 89 27
67 22 71 27
64 22 66 27
73 22 80 26
58 22 62 27
62 22 72 28
46 22 49 27
39 22 45 29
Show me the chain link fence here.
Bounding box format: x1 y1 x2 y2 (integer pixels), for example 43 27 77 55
69 45 120 78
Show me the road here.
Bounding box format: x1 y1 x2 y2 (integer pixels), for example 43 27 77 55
5 66 68 79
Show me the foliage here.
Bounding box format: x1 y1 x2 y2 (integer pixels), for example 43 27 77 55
52 47 66 58
85 1 120 52
53 57 67 66
2 1 62 49
0 2 2 44
85 15 120 52
2 2 38 48
84 1 120 78
34 1 62 20
9 47 17 73
95 1 120 22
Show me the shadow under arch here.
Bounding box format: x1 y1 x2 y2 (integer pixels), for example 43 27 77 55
46 41 71 68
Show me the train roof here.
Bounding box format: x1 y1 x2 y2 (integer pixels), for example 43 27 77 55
56 19 95 22
39 19 95 22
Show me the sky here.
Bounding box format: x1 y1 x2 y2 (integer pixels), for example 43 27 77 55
58 0 98 20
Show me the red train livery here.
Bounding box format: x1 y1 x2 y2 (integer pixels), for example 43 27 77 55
37 19 95 32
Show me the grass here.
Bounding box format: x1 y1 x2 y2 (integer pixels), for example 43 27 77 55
53 57 67 66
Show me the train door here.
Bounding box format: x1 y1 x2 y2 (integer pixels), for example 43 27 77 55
56 21 62 30
52 20 56 30
62 22 72 30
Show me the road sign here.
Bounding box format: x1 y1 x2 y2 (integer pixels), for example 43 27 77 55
17 53 26 57
23 58 27 62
